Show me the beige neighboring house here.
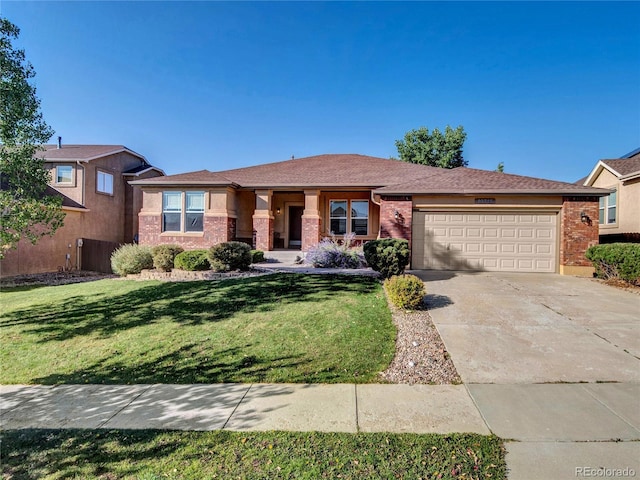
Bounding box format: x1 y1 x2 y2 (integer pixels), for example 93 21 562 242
0 142 164 277
582 148 640 240
132 153 609 276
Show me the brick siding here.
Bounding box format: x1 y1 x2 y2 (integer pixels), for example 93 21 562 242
560 197 599 267
138 214 235 249
379 196 412 245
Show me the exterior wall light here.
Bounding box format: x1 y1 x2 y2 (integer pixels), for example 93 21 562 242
580 211 591 225
276 207 281 215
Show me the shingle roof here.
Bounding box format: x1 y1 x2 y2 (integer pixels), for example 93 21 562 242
375 167 609 195
600 157 640 179
37 144 146 162
132 154 609 196
133 154 443 188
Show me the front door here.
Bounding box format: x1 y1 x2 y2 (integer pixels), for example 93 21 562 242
288 206 304 248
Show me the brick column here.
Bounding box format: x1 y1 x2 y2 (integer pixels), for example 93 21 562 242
379 196 412 244
301 189 321 251
253 189 274 251
559 196 599 276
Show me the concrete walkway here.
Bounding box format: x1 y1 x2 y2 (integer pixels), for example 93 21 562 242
2 382 639 479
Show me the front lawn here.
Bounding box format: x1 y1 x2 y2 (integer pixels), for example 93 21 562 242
1 429 506 479
0 274 395 384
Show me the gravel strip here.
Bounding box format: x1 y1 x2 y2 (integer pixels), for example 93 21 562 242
380 303 461 385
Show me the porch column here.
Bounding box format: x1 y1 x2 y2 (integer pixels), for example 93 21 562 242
253 189 274 251
301 189 321 251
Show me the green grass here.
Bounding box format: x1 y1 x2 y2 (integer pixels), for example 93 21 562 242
1 429 506 479
0 274 395 384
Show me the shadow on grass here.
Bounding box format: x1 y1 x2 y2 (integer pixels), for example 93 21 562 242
0 429 189 479
31 343 310 384
1 273 377 343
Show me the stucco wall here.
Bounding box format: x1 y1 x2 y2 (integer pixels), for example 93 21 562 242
2 152 151 276
592 169 640 235
0 209 85 276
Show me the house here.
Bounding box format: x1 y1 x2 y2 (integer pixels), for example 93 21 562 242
0 142 164 276
132 154 608 276
582 148 640 242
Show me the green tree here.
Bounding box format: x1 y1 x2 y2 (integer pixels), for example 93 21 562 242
0 18 64 258
394 125 467 168
495 162 504 173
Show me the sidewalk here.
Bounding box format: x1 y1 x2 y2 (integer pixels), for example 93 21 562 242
2 382 639 479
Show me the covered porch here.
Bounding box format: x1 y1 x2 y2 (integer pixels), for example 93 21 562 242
234 189 382 252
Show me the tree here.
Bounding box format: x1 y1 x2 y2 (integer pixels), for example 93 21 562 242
495 162 504 173
394 125 467 168
0 18 64 258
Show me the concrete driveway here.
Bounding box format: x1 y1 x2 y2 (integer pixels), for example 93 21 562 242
412 271 640 384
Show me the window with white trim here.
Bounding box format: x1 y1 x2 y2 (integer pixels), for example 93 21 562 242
162 191 204 232
329 200 369 235
599 190 617 225
56 165 73 184
97 171 114 195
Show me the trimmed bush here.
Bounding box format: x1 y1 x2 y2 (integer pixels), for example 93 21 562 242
585 243 640 285
251 250 265 263
384 274 426 309
174 250 211 271
151 244 184 272
110 244 153 276
208 241 252 272
306 233 367 269
363 238 410 278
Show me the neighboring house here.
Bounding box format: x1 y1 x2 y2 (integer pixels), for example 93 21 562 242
132 154 608 276
0 142 164 276
582 148 640 241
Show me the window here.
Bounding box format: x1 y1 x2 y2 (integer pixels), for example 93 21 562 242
330 200 348 234
330 200 369 235
351 200 369 235
185 191 204 232
599 190 617 225
162 191 204 233
56 165 73 184
97 171 114 195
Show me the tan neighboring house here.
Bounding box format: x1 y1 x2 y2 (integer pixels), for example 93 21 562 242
0 142 164 276
582 148 640 240
132 154 609 276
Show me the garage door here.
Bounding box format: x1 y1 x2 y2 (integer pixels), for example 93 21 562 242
412 212 558 272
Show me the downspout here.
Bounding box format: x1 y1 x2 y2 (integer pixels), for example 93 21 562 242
371 190 382 239
77 161 85 206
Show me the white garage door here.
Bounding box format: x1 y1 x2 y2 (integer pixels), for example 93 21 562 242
412 212 558 272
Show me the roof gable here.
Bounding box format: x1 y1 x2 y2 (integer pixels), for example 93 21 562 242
38 144 147 163
584 157 640 185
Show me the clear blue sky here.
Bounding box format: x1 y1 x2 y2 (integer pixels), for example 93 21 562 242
3 1 639 182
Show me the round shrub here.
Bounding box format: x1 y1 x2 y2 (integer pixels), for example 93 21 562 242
110 244 153 276
251 250 265 263
363 238 410 278
384 274 426 309
174 249 211 271
208 241 252 272
151 244 184 272
586 243 640 285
